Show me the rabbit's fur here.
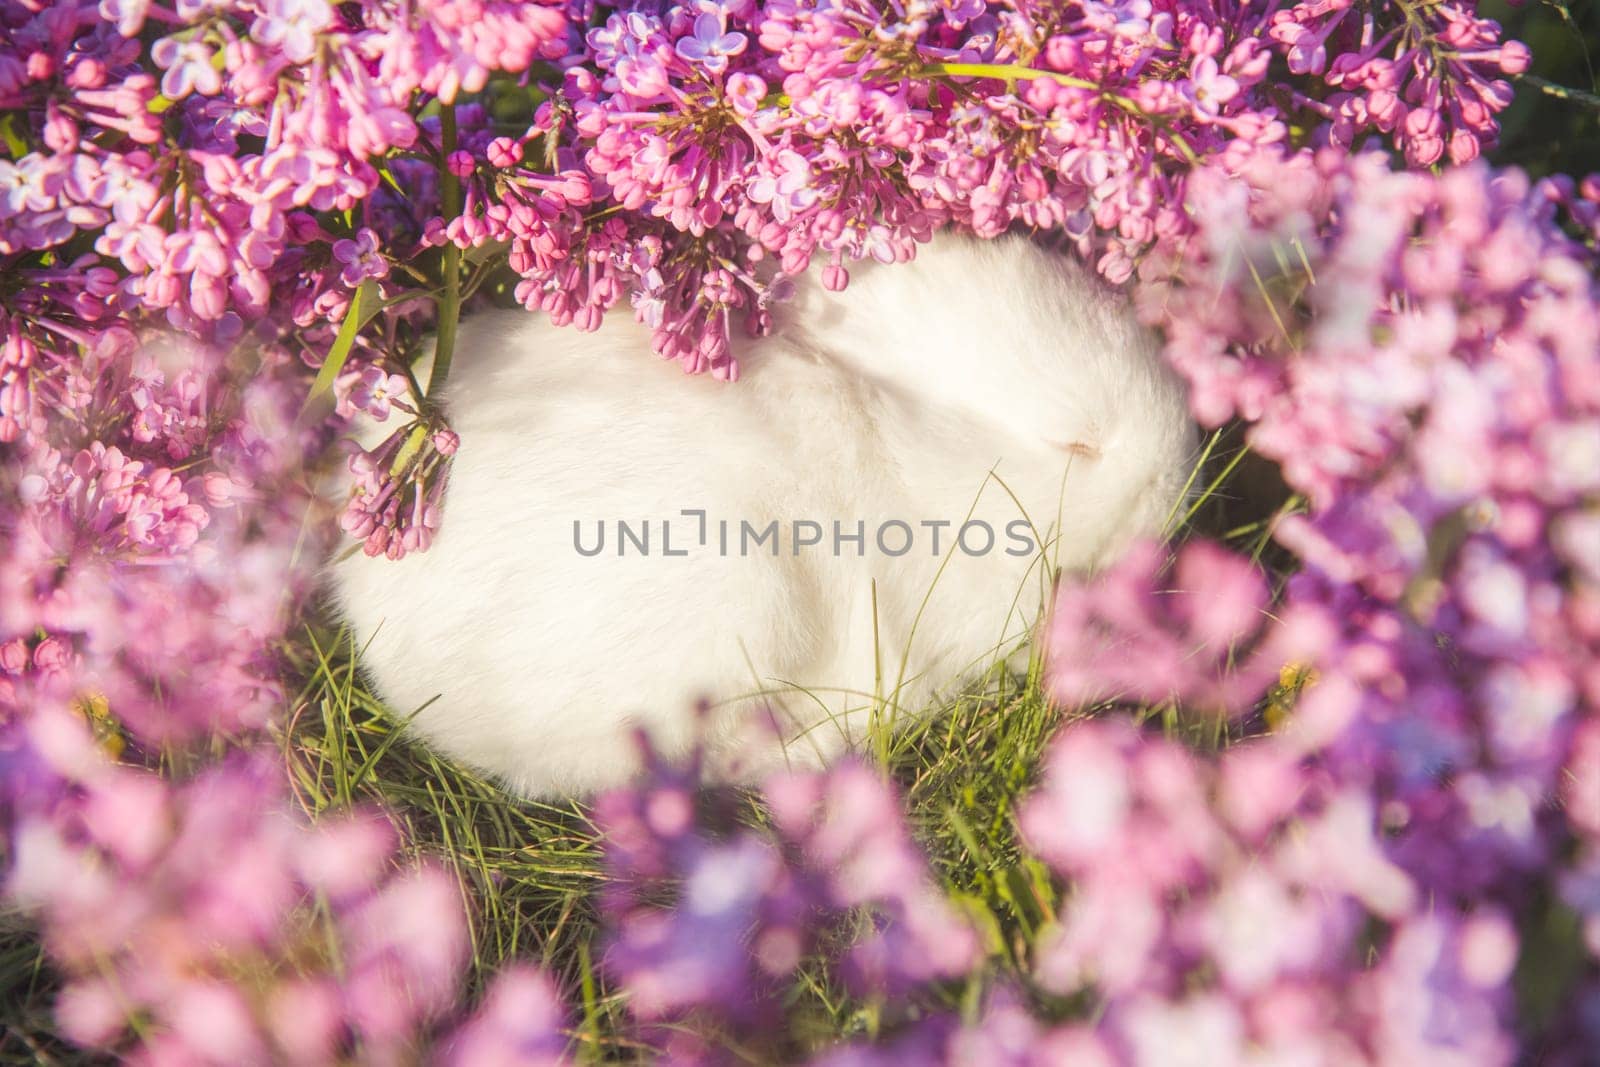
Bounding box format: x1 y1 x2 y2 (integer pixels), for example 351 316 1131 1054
329 232 1196 797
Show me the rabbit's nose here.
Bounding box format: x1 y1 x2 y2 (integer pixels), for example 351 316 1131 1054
1049 439 1102 461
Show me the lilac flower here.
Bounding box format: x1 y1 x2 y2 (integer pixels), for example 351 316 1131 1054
486 136 524 168
100 0 152 37
725 70 766 116
344 365 410 421
1081 0 1151 38
443 967 570 1067
251 0 335 65
83 154 158 225
938 0 988 30
332 228 390 286
432 428 460 456
150 36 223 100
746 148 818 222
1181 55 1240 120
675 12 747 74
0 153 61 216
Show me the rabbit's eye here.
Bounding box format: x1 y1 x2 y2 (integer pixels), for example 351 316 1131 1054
1050 439 1101 460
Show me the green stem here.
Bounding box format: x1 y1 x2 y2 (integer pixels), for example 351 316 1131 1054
918 61 1200 165
1518 73 1600 110
428 104 463 400
922 61 1101 92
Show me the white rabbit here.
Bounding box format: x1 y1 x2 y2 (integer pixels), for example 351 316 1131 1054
328 231 1197 797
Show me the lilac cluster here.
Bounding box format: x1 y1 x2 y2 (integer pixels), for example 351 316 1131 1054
1019 718 1510 1063
592 747 977 1061
4 717 480 1061
0 0 1543 555
0 0 566 560
1021 146 1600 1060
1270 0 1528 166
1044 538 1332 712
339 414 460 558
1 2 572 1056
433 0 1529 385
1 328 309 745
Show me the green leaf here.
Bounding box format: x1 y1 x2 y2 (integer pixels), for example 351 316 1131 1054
0 114 27 158
303 279 377 414
949 890 1008 957
376 161 406 197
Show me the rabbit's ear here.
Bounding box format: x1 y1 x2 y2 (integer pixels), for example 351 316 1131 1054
775 230 1151 447
768 231 1010 392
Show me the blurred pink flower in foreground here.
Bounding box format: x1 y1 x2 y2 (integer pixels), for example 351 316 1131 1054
7 716 470 1062
1044 538 1332 713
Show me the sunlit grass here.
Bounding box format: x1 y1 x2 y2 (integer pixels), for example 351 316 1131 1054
0 926 66 1065
272 617 1058 1056
280 624 631 1055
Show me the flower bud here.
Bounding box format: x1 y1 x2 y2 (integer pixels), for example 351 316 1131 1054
486 137 524 168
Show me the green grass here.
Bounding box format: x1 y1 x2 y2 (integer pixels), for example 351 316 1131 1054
282 625 617 1019
0 927 70 1066
282 625 1079 1060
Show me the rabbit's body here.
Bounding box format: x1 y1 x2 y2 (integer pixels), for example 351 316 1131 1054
329 233 1195 797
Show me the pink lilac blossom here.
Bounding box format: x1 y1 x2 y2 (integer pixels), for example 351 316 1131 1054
441 965 571 1067
1034 144 1600 1062
593 742 977 1057
5 717 472 1062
